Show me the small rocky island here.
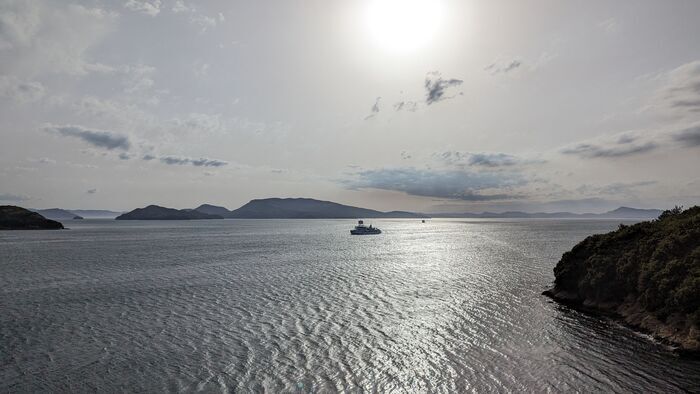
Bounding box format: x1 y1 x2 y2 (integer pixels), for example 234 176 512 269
115 205 223 220
0 206 64 230
544 206 700 353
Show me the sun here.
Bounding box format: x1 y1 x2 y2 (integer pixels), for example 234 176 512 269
365 0 444 53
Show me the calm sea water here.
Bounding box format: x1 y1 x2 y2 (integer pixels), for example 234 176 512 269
1 219 699 392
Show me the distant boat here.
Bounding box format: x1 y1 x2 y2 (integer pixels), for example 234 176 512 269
350 220 381 235
421 219 425 223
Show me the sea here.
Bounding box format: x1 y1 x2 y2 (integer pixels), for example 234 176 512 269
1 219 699 392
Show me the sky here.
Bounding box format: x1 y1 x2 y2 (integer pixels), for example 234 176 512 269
1 0 699 213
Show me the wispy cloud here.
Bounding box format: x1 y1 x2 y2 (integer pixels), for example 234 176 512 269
124 0 161 17
344 167 524 200
393 100 418 112
0 76 46 103
158 156 228 167
44 124 131 151
598 18 619 34
484 60 522 74
425 72 463 105
86 188 97 194
561 132 659 158
364 97 381 120
171 0 194 13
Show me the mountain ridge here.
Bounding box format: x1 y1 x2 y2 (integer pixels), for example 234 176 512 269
432 206 662 219
40 198 665 220
116 205 223 220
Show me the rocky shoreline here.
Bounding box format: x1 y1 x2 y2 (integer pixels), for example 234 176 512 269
543 287 699 355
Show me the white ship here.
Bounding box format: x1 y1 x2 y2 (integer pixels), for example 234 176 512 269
350 220 381 235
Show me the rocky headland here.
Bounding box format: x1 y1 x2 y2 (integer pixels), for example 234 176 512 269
544 206 700 354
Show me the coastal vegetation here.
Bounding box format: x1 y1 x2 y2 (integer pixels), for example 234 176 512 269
545 206 700 352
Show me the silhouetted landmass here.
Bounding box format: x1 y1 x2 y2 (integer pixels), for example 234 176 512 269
205 198 428 219
0 206 64 230
32 208 83 220
194 204 234 217
116 205 223 220
70 209 123 219
544 206 700 353
434 206 662 219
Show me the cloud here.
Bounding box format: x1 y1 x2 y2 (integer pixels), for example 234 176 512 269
142 154 156 161
0 2 117 77
561 132 658 158
171 1 194 13
655 60 700 115
37 157 56 164
124 0 161 16
159 156 228 167
484 54 555 76
484 60 522 74
170 113 227 135
425 72 463 105
0 75 45 103
0 193 30 201
86 188 97 194
435 151 541 168
393 100 417 112
121 64 156 94
345 167 524 200
598 18 619 34
673 124 700 147
44 124 131 151
118 152 131 160
364 97 381 120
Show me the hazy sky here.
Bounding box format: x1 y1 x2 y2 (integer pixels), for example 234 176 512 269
1 0 699 213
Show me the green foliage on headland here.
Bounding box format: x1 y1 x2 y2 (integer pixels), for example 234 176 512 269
553 206 700 325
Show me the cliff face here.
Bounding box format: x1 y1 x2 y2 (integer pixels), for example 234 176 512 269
0 206 65 230
544 206 700 353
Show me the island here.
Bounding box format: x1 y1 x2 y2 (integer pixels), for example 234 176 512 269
115 205 223 220
544 206 700 353
32 208 84 220
195 198 428 219
433 206 662 219
0 206 64 230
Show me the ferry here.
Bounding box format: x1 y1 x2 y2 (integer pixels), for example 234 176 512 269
350 220 381 235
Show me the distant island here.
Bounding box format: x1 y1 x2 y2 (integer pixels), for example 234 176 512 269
31 198 665 221
115 198 428 220
30 208 123 220
0 206 64 230
115 205 223 220
197 198 428 219
544 206 700 353
433 206 662 219
69 209 123 219
31 208 83 220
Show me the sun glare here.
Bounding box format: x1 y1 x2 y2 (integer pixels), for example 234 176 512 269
365 0 444 53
